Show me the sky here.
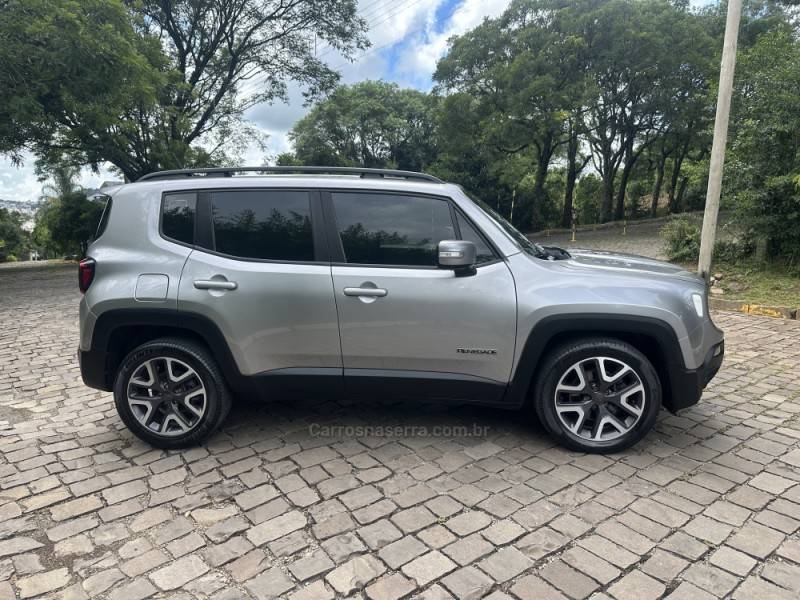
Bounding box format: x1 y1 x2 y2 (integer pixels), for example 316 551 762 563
0 0 512 204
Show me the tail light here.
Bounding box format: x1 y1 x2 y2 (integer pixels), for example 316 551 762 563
78 258 95 293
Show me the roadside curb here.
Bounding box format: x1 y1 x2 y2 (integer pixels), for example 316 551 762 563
710 297 798 319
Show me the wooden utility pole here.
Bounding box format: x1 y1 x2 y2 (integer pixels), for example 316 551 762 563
698 0 742 279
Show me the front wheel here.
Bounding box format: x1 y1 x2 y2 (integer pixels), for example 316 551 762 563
533 338 661 453
113 338 232 449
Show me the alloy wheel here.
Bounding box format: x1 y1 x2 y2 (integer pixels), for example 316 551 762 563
126 357 207 437
554 356 646 442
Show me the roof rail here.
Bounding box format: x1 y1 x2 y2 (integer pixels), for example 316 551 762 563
136 166 443 184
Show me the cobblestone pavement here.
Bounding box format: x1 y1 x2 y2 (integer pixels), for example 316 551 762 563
1 266 800 600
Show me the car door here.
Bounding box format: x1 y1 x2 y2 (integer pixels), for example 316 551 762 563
325 189 517 402
177 188 342 391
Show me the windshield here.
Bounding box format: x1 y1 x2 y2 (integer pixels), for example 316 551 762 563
464 190 548 258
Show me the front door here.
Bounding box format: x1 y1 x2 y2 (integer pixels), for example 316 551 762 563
325 190 517 403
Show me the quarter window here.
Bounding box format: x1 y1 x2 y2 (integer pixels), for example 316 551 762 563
332 192 455 266
162 193 196 245
456 212 497 264
211 190 314 261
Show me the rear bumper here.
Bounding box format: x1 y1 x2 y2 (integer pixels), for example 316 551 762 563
667 339 724 411
78 347 111 391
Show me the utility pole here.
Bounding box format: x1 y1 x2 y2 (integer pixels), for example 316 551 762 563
698 0 742 279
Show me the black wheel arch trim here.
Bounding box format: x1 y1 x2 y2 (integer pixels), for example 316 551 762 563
504 313 698 412
82 308 246 392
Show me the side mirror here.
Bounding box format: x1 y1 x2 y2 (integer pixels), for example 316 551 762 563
438 240 477 275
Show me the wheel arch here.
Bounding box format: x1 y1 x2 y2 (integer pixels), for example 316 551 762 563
506 314 686 411
84 309 243 392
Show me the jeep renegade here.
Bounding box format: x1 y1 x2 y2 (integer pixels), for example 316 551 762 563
78 166 724 453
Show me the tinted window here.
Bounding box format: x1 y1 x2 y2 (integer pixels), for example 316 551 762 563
162 193 196 244
456 212 497 264
332 192 455 266
211 190 314 261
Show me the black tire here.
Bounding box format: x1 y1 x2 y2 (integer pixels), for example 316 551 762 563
532 337 661 453
113 337 232 449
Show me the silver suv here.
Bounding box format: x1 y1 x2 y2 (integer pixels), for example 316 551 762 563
78 166 724 453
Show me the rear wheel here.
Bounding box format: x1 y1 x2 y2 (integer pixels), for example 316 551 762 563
113 338 232 449
533 337 661 453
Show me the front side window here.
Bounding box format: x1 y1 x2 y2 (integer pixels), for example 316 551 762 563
211 190 314 261
162 193 196 245
332 192 455 266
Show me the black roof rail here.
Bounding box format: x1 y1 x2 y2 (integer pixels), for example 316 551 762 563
136 166 443 183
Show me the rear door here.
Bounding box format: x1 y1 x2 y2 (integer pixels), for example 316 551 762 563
177 188 341 386
324 189 517 402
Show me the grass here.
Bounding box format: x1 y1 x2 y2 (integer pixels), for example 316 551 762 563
709 260 800 307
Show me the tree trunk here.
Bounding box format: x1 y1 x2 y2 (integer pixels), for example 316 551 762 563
676 175 689 210
530 131 555 232
650 155 666 217
614 159 634 221
562 129 579 228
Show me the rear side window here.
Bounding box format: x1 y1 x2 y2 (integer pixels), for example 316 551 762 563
211 190 314 261
331 192 455 266
162 193 196 245
94 196 113 240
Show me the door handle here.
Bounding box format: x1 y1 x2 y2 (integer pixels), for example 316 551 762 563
194 279 237 291
343 287 387 298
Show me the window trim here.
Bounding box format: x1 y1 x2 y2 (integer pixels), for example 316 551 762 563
159 192 198 249
163 187 329 265
321 189 504 269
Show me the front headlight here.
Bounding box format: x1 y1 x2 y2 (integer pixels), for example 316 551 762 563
691 293 704 318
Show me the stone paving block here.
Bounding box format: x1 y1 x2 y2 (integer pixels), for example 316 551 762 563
246 510 307 546
326 554 386 594
607 570 665 600
561 546 620 585
245 566 294 600
682 563 739 597
402 550 457 586
726 522 785 558
289 549 334 581
378 535 428 569
509 575 568 600
365 573 416 600
478 547 533 583
441 565 494 600
539 559 599 599
442 533 493 566
16 567 71 599
149 555 209 591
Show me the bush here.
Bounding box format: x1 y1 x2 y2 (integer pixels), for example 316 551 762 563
713 238 754 262
661 216 701 262
5 254 16 262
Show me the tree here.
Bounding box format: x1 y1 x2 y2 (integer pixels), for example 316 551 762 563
435 0 590 230
726 27 800 262
35 193 105 257
1 0 368 180
288 81 439 171
0 209 28 262
34 165 104 257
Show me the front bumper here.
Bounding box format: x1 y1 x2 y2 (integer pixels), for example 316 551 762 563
668 339 724 411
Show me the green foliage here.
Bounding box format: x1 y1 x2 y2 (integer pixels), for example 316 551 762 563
35 192 105 257
289 81 439 171
0 209 28 262
726 28 800 263
661 216 701 263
